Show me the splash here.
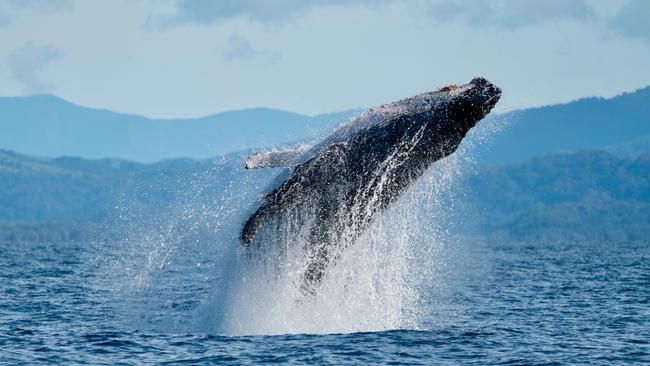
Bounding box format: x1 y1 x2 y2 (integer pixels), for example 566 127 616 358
196 115 512 335
96 115 513 336
94 156 276 331
198 156 461 335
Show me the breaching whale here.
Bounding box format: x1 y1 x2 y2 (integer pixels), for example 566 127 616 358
242 77 501 293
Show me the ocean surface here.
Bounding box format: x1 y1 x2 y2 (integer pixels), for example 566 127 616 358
1 238 648 365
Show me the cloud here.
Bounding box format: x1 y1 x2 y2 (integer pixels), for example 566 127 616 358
223 34 280 64
8 0 72 13
8 43 62 94
0 0 72 28
610 0 650 42
165 0 595 28
166 0 379 26
223 34 258 61
0 7 9 28
162 0 614 34
426 0 594 29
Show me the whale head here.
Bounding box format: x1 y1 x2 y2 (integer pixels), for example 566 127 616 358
390 77 501 164
464 77 501 115
443 77 501 131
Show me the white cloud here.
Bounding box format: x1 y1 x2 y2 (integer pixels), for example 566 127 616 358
0 7 9 28
8 0 73 13
165 0 382 26
164 0 595 29
425 0 594 29
223 34 280 64
0 0 649 118
0 0 72 28
7 43 62 94
610 0 650 42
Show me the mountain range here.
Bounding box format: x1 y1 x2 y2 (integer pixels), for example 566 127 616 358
479 86 650 164
1 85 649 243
1 85 649 163
0 95 358 162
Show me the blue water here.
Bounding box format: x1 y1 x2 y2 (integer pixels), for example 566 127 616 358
1 239 648 365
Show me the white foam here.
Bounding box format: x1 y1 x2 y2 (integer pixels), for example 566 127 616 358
97 115 513 336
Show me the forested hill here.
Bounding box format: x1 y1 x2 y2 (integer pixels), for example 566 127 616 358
1 148 648 243
466 150 650 242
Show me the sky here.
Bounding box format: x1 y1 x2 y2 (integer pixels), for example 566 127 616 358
0 0 649 118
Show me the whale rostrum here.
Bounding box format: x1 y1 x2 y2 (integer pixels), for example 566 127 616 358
242 77 501 293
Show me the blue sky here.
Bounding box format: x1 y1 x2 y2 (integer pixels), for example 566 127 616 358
0 0 649 118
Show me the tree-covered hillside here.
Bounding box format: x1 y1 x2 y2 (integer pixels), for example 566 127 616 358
1 149 648 243
466 151 650 241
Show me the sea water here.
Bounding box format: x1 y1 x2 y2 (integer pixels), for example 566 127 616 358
2 120 649 364
1 239 648 364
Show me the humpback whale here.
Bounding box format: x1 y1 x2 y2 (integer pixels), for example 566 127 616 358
242 77 501 292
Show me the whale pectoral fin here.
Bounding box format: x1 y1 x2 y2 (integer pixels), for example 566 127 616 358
245 145 308 169
241 143 349 245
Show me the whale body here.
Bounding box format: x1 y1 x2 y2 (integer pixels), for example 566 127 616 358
242 77 501 293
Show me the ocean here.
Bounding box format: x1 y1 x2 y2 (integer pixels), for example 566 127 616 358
1 238 648 365
2 122 648 364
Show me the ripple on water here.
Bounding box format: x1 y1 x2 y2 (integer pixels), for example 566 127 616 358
0 240 648 364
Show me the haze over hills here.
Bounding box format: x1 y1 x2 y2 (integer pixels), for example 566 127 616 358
1 85 649 164
0 95 358 162
481 86 650 164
